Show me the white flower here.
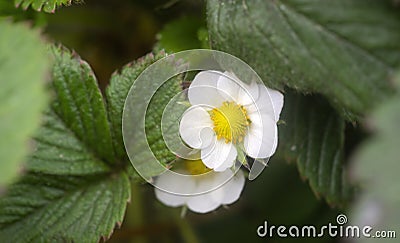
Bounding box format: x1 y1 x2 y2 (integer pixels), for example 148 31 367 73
154 160 245 213
179 70 283 171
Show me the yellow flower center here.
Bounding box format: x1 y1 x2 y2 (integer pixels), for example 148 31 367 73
209 101 251 144
184 159 212 175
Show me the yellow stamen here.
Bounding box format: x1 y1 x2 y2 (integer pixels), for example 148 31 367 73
209 101 251 144
184 159 212 175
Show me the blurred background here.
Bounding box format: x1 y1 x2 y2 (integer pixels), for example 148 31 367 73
1 0 351 242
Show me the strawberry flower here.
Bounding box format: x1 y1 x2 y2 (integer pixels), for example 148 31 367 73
179 70 283 171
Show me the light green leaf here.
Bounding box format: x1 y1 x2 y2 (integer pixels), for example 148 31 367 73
154 16 208 53
0 21 49 186
0 45 130 242
351 74 400 239
207 0 400 120
14 0 76 13
279 92 352 206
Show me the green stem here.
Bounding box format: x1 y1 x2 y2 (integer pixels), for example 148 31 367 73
175 215 199 243
127 183 148 243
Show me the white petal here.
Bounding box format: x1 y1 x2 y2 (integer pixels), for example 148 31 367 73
154 172 196 207
217 71 259 105
244 114 277 158
201 139 237 170
216 71 240 101
247 85 284 122
214 148 237 172
268 87 284 121
237 80 259 105
187 193 221 213
220 170 245 205
186 169 245 213
186 174 224 213
155 189 187 207
188 71 226 108
179 107 214 149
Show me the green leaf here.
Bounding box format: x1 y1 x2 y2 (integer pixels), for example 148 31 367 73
351 75 400 237
0 45 130 241
107 52 183 179
0 2 47 27
50 46 115 164
27 110 110 175
207 0 400 120
107 53 161 159
0 21 49 186
14 0 76 13
106 51 181 164
0 172 130 242
145 78 182 166
279 92 352 206
154 16 208 53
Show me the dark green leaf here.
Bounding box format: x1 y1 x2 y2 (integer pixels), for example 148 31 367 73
27 110 110 175
279 92 352 206
106 51 182 165
207 0 400 120
107 52 183 179
51 45 115 164
0 172 130 242
107 53 161 159
145 78 182 166
0 21 49 186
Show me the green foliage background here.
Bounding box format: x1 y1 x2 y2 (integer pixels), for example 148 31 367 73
0 0 399 242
